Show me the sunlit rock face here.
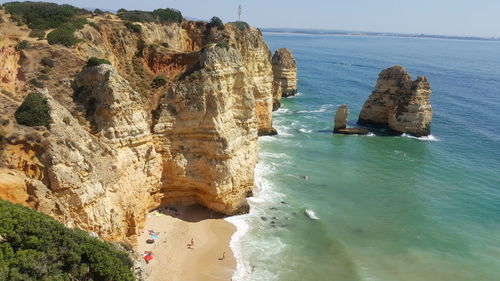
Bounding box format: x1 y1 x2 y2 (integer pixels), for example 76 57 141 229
358 65 433 137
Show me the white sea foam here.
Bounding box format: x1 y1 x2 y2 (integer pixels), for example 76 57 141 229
305 208 320 220
286 92 302 98
299 128 313 133
366 132 376 137
226 158 286 281
297 103 334 113
401 133 440 141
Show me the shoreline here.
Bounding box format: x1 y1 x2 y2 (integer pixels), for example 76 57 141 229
137 205 236 281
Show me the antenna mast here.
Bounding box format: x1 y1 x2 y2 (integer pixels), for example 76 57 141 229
238 4 242 21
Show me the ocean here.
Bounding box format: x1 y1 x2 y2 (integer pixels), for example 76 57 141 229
227 33 500 281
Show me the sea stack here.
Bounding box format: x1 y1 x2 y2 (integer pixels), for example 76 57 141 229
334 104 349 132
358 65 433 137
272 48 297 110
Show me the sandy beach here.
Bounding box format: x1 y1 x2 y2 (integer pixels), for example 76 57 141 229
137 205 236 281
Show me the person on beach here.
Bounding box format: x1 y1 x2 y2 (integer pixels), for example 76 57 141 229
186 238 194 249
218 252 226 261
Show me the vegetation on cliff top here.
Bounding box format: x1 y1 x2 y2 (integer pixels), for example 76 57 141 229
85 57 111 67
118 8 183 24
3 2 89 46
15 92 51 127
3 1 88 30
207 16 224 30
228 21 250 31
0 199 135 281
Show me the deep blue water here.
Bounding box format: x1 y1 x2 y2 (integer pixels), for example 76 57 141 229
229 33 500 281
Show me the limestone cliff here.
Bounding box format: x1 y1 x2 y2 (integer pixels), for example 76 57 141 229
0 11 277 244
271 48 297 110
358 65 433 137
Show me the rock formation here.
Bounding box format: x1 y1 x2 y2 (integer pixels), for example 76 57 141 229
334 104 349 132
333 104 368 135
0 11 283 244
358 65 432 137
272 48 297 110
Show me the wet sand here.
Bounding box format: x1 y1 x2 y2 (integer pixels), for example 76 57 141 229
137 205 236 281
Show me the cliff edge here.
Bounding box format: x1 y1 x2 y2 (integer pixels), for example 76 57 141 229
0 8 280 244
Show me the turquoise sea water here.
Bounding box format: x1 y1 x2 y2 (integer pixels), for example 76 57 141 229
228 33 500 281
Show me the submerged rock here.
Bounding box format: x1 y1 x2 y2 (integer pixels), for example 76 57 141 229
358 65 433 137
271 48 297 110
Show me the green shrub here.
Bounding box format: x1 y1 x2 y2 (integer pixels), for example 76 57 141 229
3 1 88 30
117 8 127 14
28 29 45 39
15 92 51 127
229 21 250 31
89 21 100 31
94 8 104 15
40 57 54 68
29 78 44 88
207 16 224 30
152 8 183 23
47 25 81 46
119 10 155 22
125 21 141 33
0 199 135 281
86 57 111 67
216 41 229 49
119 8 182 24
37 74 49 80
16 40 30 50
4 2 90 47
151 76 166 89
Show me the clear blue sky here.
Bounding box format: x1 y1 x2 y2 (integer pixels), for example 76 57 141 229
3 0 499 37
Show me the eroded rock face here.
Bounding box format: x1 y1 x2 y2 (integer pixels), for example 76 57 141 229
0 15 277 244
358 65 432 136
334 104 349 132
271 48 297 110
153 46 257 214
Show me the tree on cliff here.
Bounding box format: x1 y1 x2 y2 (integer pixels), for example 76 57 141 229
0 200 135 281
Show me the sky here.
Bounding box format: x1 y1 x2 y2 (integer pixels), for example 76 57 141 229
2 0 499 37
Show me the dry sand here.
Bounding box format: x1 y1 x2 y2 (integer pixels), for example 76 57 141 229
137 205 236 281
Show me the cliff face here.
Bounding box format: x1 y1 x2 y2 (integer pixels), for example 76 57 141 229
271 48 297 110
0 13 276 243
358 65 433 136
